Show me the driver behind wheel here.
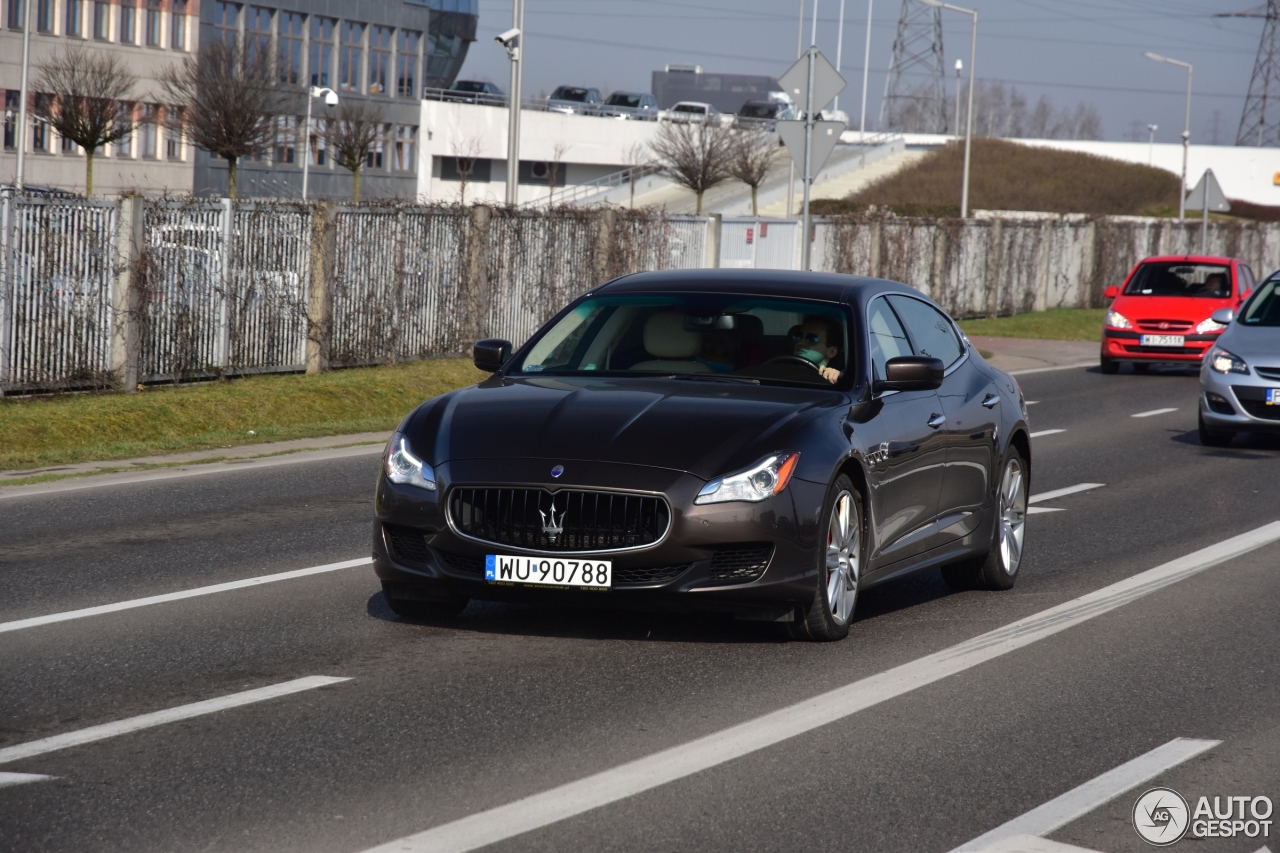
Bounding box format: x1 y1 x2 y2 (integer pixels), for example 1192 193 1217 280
793 315 842 384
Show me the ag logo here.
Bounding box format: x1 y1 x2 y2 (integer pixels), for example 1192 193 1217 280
1134 787 1191 846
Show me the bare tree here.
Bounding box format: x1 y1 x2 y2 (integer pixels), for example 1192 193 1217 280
548 141 569 205
327 100 384 202
31 43 137 195
727 128 782 216
623 142 649 209
450 136 482 203
159 40 291 198
649 119 733 214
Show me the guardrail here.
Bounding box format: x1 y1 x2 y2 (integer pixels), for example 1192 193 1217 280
524 163 666 209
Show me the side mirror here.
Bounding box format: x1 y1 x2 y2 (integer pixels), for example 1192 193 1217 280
1103 285 1119 300
473 338 512 373
1210 307 1234 325
874 356 945 393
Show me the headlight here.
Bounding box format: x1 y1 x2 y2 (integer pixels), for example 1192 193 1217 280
695 452 799 505
1207 346 1249 375
384 432 437 490
1195 317 1228 333
1105 309 1132 329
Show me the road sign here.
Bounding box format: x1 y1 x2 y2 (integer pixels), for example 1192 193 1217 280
1185 169 1231 213
777 120 848 174
778 49 846 114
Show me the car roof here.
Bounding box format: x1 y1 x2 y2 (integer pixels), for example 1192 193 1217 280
593 269 921 304
1137 255 1241 265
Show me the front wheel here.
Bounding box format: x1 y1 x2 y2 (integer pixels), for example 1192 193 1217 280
1198 411 1235 447
942 448 1028 591
792 475 863 641
1100 355 1120 374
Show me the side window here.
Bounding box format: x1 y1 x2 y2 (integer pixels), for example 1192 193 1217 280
867 297 912 380
1240 264 1255 295
887 295 963 367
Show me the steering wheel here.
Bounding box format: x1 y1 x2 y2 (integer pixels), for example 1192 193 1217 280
764 355 821 371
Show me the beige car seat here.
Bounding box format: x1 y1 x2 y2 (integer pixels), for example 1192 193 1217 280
629 311 712 372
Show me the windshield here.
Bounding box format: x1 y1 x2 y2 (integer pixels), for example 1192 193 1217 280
1240 277 1280 326
739 103 774 118
516 294 851 387
551 87 589 101
607 94 642 107
673 104 708 113
451 81 485 92
1123 262 1233 298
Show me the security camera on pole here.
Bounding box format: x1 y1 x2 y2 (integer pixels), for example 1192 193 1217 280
301 86 338 200
776 48 847 271
496 1 524 205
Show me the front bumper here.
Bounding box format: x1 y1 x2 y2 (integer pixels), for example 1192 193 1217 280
1102 328 1220 363
371 457 828 619
1199 362 1280 432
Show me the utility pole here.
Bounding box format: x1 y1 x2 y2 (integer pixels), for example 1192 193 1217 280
860 0 874 138
500 0 525 204
881 0 946 133
1217 2 1280 147
788 0 805 216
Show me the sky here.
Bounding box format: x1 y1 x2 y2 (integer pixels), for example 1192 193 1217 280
455 0 1273 145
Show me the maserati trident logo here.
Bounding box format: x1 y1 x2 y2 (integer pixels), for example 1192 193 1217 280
540 500 565 544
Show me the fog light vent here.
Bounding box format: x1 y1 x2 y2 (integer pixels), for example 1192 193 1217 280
1205 392 1235 415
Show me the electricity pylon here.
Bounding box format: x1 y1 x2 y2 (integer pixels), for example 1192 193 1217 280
880 0 947 133
1217 1 1280 146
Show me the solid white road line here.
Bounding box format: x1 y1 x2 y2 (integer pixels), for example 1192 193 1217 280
0 557 371 635
1132 408 1178 418
1025 401 1040 405
978 835 1102 853
949 737 1220 852
0 772 56 787
1029 483 1104 504
1030 429 1066 438
0 443 384 501
0 676 350 766
1026 507 1065 515
358 522 1280 853
1009 362 1098 376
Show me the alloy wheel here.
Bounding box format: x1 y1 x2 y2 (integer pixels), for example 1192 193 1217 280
825 490 860 624
998 458 1028 575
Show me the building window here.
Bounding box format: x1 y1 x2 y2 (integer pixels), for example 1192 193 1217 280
397 30 419 98
279 11 302 84
309 119 327 166
368 25 391 95
120 0 135 43
274 115 297 164
145 0 160 45
339 21 364 92
8 0 23 29
32 96 50 151
140 103 157 158
214 1 239 50
366 123 387 170
65 0 82 37
166 108 182 159
92 1 109 39
4 92 18 149
394 125 416 171
309 17 334 87
36 0 52 32
170 0 185 49
115 103 133 156
247 6 271 65
62 134 79 153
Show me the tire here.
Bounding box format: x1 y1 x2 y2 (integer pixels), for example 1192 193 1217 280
1198 411 1235 447
1132 362 1149 373
791 475 863 642
383 583 469 620
1100 355 1120 374
941 448 1028 592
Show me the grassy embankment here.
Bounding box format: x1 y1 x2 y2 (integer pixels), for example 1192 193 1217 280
957 307 1105 342
0 358 486 472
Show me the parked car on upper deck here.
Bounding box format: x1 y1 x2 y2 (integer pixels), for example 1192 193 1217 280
443 80 505 104
666 101 724 124
602 91 659 119
1101 254 1257 374
548 86 603 115
736 100 795 127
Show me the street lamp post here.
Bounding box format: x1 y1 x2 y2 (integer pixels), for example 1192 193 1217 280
1144 52 1192 221
860 0 873 140
15 0 35 191
1146 123 1157 167
499 0 524 205
954 59 963 138
301 87 338 200
921 0 977 218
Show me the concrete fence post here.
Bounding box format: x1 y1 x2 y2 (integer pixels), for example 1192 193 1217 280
109 195 144 391
461 204 491 350
305 202 336 374
705 214 721 269
985 218 1003 319
869 218 882 279
0 193 12 395
213 197 233 369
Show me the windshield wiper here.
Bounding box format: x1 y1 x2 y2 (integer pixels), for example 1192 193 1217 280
670 374 761 385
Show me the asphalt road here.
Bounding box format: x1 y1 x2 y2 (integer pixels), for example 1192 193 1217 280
1 362 1278 853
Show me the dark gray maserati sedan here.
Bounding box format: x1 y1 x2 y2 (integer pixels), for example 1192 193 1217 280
372 270 1032 641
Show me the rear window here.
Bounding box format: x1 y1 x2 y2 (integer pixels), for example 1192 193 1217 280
1240 277 1280 326
1123 262 1233 298
451 81 485 92
607 94 642 107
673 104 706 113
739 103 775 118
552 87 589 101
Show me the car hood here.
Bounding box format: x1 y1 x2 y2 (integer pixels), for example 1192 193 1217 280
1112 294 1234 323
406 376 840 480
1218 324 1280 360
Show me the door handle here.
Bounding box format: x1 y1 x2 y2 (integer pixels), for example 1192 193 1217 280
982 393 1000 408
927 413 946 429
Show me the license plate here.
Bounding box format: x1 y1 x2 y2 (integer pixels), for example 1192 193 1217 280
1268 389 1280 406
485 554 611 588
1139 334 1185 347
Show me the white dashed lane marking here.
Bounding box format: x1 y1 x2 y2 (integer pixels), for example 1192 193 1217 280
1029 484 1104 504
0 772 56 788
1132 408 1178 418
1030 429 1066 438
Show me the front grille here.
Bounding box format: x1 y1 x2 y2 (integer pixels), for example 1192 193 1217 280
384 525 432 565
437 550 485 577
708 544 774 581
1255 366 1280 381
1136 319 1194 333
1238 400 1280 420
1122 345 1201 355
448 487 671 552
615 564 691 585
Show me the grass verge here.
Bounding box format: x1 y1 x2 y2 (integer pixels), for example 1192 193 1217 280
0 358 486 471
958 308 1106 342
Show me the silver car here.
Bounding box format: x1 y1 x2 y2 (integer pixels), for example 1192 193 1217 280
1199 273 1280 445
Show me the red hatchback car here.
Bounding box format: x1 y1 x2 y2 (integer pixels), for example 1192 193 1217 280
1101 255 1258 373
